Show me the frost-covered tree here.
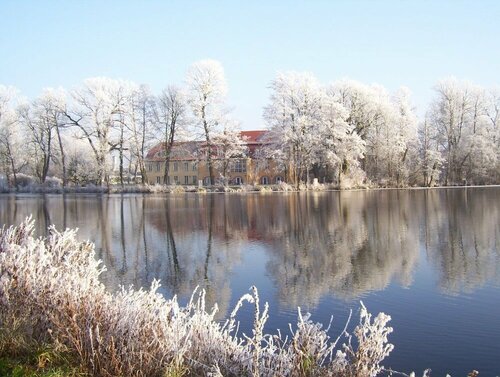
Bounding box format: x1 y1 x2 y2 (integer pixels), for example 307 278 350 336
0 86 26 188
186 60 229 185
388 88 418 185
428 78 499 185
65 137 100 185
18 88 67 184
484 88 500 182
330 80 386 183
263 72 324 187
212 123 248 185
330 80 418 186
462 87 499 184
156 85 187 184
320 88 365 186
127 84 156 184
418 116 443 187
65 77 134 186
429 78 473 184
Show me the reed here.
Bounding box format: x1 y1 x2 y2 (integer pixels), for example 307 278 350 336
1 219 396 376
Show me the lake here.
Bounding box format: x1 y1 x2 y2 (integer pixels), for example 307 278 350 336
1 188 499 376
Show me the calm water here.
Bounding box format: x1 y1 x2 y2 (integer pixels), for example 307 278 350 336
1 188 499 376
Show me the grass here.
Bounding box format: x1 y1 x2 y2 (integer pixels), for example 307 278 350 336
0 342 87 377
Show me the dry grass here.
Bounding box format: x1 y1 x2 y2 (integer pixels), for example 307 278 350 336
1 219 397 376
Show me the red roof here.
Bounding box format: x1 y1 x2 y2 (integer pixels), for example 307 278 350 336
146 130 269 161
240 130 267 144
146 141 200 161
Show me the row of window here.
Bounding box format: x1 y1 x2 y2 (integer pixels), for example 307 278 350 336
148 160 250 173
261 176 284 184
148 161 198 172
156 176 199 185
154 175 284 185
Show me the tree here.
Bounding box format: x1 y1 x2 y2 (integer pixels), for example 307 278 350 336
484 88 500 183
0 85 26 188
155 85 187 184
186 59 229 185
462 87 499 184
418 116 443 187
212 123 248 185
18 88 67 184
320 89 365 186
128 84 156 184
330 80 386 183
388 88 418 186
330 80 418 186
429 78 474 185
66 138 100 185
64 77 133 186
263 72 324 187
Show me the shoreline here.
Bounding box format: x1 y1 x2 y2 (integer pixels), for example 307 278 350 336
1 184 499 196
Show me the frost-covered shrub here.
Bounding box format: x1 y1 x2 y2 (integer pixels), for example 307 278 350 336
0 219 396 377
258 185 273 193
170 184 185 194
339 167 368 190
42 176 63 188
12 173 36 187
274 181 294 192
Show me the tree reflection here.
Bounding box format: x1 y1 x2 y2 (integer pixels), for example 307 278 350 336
423 189 500 294
0 188 498 314
260 191 420 307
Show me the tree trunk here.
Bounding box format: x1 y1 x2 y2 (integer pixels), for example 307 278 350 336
55 123 67 187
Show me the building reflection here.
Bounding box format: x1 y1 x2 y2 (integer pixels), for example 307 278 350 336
0 188 498 315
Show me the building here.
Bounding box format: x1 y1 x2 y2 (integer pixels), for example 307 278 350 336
145 130 285 186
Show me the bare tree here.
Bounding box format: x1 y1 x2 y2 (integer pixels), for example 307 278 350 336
212 124 247 185
186 60 228 185
18 88 67 184
64 77 133 186
0 86 26 188
155 85 186 184
128 85 156 184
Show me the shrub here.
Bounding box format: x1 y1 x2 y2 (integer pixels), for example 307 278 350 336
12 173 36 188
1 219 397 376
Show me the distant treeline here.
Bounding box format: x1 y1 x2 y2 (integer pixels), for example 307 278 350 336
0 60 498 189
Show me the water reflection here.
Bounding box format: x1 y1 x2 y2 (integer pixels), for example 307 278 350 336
422 189 500 293
0 188 499 314
264 191 421 307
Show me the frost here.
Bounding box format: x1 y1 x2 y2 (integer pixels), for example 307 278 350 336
0 218 399 376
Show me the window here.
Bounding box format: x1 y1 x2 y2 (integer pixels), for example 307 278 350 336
148 164 152 172
192 176 197 184
231 159 246 173
184 162 189 171
203 177 211 186
156 176 161 184
234 177 243 185
261 176 269 185
156 162 161 172
173 162 178 172
174 176 179 184
275 176 284 184
192 162 198 171
184 176 189 185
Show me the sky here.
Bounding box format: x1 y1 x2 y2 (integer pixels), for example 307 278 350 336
1 0 499 129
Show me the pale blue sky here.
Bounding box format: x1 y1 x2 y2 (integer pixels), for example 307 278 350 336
1 0 499 129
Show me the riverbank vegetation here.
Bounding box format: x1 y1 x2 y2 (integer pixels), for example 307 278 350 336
0 218 401 376
1 61 498 191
